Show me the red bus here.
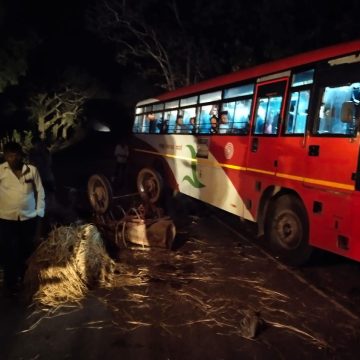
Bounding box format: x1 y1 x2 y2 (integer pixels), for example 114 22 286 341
130 39 360 265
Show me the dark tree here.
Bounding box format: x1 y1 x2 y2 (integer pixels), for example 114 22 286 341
87 0 360 92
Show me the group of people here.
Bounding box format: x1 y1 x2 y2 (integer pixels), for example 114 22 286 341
174 111 231 135
175 115 193 133
209 112 230 134
174 115 197 134
159 112 230 135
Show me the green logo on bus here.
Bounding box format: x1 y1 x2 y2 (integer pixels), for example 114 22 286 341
182 145 205 188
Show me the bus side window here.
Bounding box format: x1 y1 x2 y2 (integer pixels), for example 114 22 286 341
222 99 252 134
254 99 268 134
166 110 178 133
146 112 157 133
265 97 282 134
220 102 234 134
182 107 197 134
156 113 168 134
315 84 359 136
285 90 309 134
253 96 281 135
199 104 217 134
133 115 142 133
199 107 208 133
234 99 251 134
153 112 163 134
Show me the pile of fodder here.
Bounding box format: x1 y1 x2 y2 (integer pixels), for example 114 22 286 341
24 224 115 307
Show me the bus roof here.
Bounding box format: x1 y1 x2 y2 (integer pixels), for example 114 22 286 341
137 39 360 106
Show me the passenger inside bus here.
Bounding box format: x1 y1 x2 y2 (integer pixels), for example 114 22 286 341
219 111 230 134
254 101 267 134
264 110 279 134
175 115 187 133
210 115 218 134
319 103 333 133
147 112 157 133
157 118 169 134
189 116 197 134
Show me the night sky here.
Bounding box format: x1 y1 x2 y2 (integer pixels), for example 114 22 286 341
1 0 360 138
3 0 359 89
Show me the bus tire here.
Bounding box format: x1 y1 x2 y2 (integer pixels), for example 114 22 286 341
136 167 164 204
265 194 312 266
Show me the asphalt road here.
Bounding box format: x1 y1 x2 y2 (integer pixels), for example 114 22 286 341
1 197 360 360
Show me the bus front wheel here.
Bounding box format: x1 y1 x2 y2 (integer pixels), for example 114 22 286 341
265 194 312 266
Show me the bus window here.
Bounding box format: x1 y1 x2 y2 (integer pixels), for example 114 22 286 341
254 96 281 135
199 104 218 134
199 91 221 103
180 96 198 107
254 99 267 134
315 83 360 135
219 100 231 133
234 99 251 134
157 116 168 134
132 114 143 133
144 104 153 112
182 107 197 134
221 99 252 134
218 111 230 134
153 111 163 134
147 112 157 133
165 99 179 109
165 110 178 133
292 69 314 87
285 90 310 134
224 83 254 99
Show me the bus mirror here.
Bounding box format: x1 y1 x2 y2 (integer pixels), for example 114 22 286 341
341 101 355 123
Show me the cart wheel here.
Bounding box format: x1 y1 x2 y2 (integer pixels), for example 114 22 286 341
136 168 163 204
87 174 113 214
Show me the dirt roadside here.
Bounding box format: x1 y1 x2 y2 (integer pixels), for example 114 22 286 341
1 206 359 360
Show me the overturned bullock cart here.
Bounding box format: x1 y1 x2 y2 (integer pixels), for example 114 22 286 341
87 171 176 251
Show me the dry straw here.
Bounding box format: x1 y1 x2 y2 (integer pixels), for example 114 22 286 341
24 224 115 308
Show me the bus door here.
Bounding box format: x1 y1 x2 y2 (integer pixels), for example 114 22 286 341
244 79 288 216
276 71 314 188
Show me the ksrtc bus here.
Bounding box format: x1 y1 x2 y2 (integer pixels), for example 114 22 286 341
131 39 360 265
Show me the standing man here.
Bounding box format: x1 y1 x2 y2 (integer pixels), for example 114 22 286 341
0 141 45 296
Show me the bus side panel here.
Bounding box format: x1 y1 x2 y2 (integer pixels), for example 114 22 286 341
207 135 253 219
302 188 360 261
134 134 255 219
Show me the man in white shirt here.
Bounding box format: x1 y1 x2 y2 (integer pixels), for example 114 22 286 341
0 141 45 295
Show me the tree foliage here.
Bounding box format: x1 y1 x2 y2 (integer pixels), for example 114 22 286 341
87 0 360 91
27 88 89 150
87 0 231 90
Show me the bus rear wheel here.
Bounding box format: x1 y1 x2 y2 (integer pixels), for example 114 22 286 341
265 194 312 266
